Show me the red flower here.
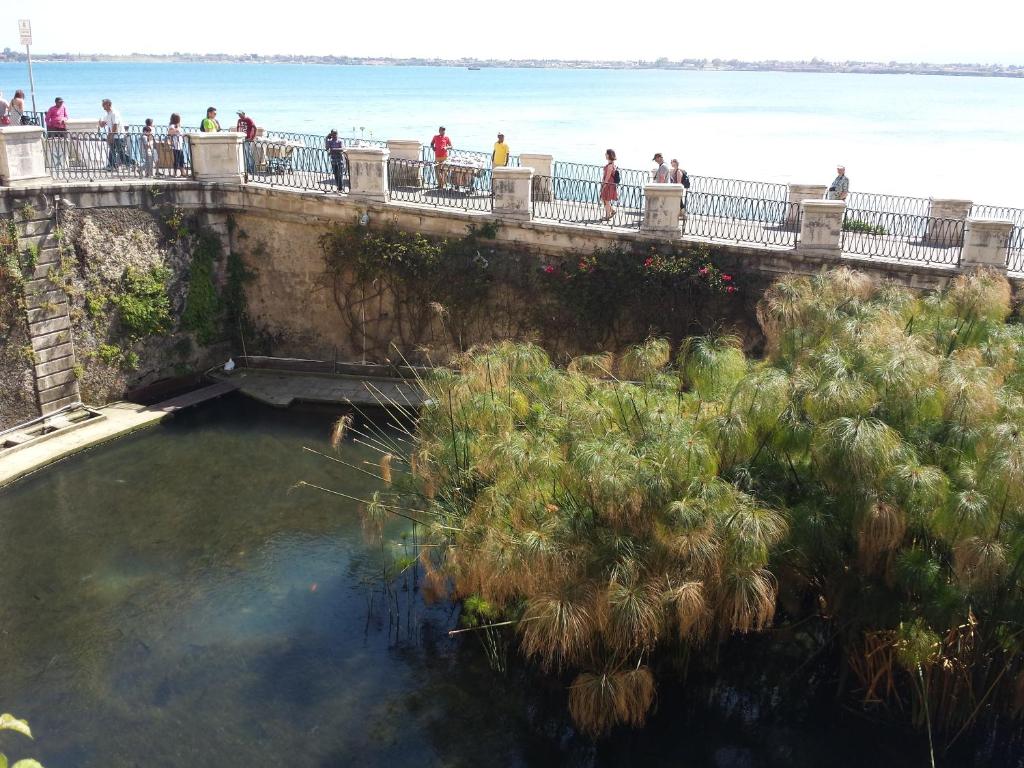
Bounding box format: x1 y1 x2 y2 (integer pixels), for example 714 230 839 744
643 257 654 268
698 267 709 276
726 286 737 293
722 274 732 282
543 265 556 274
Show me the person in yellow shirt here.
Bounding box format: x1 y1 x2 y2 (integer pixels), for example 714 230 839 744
492 132 510 167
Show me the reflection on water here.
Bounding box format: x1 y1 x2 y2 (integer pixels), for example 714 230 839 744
0 396 1008 766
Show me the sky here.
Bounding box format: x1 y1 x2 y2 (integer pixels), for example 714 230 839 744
0 0 1022 64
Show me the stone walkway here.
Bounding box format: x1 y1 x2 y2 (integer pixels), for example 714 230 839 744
212 368 425 409
0 383 238 488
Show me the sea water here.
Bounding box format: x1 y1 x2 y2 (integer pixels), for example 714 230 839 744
1 61 1022 206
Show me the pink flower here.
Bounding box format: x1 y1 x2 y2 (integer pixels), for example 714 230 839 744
726 286 737 293
698 267 709 276
643 257 654 268
543 265 556 274
722 274 732 282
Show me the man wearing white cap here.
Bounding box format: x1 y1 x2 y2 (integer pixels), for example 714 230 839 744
827 164 849 201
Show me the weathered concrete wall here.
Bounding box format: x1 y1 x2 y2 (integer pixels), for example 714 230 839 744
1 178 1014 423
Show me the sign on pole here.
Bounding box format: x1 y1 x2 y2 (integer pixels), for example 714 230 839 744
19 20 38 115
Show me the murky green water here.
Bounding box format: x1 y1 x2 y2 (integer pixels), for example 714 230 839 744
0 397 1012 766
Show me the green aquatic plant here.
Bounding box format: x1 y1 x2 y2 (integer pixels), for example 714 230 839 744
0 712 44 767
321 266 1024 742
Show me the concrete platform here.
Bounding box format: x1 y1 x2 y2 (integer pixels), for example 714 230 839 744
212 368 425 409
0 382 238 488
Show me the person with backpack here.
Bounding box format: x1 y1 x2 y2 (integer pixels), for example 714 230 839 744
669 159 691 213
600 148 619 220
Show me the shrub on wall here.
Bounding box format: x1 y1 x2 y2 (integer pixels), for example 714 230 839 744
319 220 740 361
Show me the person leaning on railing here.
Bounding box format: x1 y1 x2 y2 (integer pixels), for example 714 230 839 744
167 114 186 177
430 126 452 190
236 111 257 175
326 130 345 191
492 132 509 167
201 106 221 132
827 164 849 200
99 99 131 170
45 97 70 169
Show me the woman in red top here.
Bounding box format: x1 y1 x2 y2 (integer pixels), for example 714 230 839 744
600 148 618 220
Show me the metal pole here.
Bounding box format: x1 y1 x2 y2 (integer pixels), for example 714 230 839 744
25 44 38 115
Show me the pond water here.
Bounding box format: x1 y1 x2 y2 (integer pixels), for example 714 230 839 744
0 396 1012 766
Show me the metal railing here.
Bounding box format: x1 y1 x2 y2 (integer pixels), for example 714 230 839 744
552 161 649 190
421 145 519 168
1008 226 1024 273
688 175 788 203
971 204 1024 228
387 157 492 212
242 138 348 193
43 130 193 181
841 208 963 266
847 191 931 217
531 175 644 229
683 192 798 248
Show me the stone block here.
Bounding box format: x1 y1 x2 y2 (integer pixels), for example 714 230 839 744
798 200 846 256
492 166 534 221
37 368 78 390
188 132 244 184
346 147 390 201
35 342 75 363
926 198 972 245
519 154 554 202
35 356 75 377
642 184 684 238
962 218 1013 270
786 184 828 228
0 127 49 187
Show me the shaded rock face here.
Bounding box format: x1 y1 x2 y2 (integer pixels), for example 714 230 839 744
57 208 229 407
0 307 36 431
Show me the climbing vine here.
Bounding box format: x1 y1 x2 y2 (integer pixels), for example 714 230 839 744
319 219 741 361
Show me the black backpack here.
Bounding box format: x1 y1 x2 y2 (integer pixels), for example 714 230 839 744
682 171 691 189
613 167 621 184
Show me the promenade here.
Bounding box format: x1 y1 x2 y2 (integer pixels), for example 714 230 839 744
0 122 1020 275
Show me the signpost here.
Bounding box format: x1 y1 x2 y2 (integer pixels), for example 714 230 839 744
18 19 38 116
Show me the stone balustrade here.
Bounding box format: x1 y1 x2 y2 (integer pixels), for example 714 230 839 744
1 125 1019 277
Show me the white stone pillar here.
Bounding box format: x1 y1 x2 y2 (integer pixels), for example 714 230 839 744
519 153 554 202
0 126 49 187
63 118 99 134
642 184 684 238
926 198 972 244
386 140 422 188
347 147 390 202
961 218 1013 270
187 132 244 183
492 166 533 221
786 184 828 228
798 200 846 256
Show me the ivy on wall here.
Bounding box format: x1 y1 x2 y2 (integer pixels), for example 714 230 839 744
319 220 742 361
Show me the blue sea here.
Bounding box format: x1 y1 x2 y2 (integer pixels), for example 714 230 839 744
2 62 1023 207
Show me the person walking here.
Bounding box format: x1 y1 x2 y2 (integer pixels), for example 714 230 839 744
669 159 690 213
326 130 345 191
9 91 26 125
492 132 510 167
99 99 128 170
200 106 220 133
827 164 849 200
430 126 452 190
167 113 186 177
600 149 619 220
652 153 670 183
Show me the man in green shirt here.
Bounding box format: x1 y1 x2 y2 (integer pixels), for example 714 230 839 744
200 106 220 133
492 132 510 167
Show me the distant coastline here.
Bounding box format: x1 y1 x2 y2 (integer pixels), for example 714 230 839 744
0 50 1022 79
